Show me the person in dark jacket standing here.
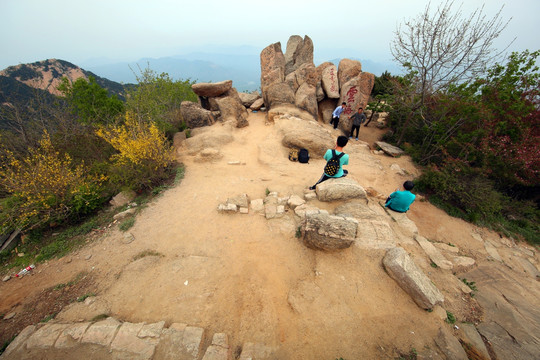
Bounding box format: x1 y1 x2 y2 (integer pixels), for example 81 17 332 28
349 107 366 140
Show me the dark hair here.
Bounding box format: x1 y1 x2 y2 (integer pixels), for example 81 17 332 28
403 180 415 190
341 102 346 106
358 107 363 110
337 135 349 147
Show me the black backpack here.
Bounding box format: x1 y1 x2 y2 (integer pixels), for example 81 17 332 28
324 150 345 176
298 149 309 163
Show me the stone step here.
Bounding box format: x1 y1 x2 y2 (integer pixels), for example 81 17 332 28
1 317 272 360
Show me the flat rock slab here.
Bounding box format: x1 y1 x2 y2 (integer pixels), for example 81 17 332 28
2 325 36 357
458 323 491 360
316 178 367 202
484 241 502 261
192 80 232 97
375 141 405 157
383 247 444 309
55 322 91 348
81 317 121 347
111 322 158 360
26 323 69 349
435 327 468 360
415 235 453 270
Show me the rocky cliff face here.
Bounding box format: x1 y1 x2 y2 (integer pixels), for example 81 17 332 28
0 59 127 99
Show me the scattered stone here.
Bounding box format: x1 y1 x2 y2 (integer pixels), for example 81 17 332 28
217 203 237 213
65 258 72 264
276 205 285 215
432 305 448 320
111 322 158 360
239 207 249 214
197 148 223 162
304 192 317 201
2 275 11 282
250 199 264 213
113 208 137 221
287 195 305 209
85 254 92 260
122 233 135 244
435 327 468 360
315 178 367 202
303 212 358 251
227 194 249 208
227 161 245 165
382 247 444 310
415 235 453 270
451 256 476 273
239 342 274 360
17 252 25 257
294 204 320 218
3 311 16 320
433 242 460 254
390 163 407 176
375 141 405 157
250 98 264 111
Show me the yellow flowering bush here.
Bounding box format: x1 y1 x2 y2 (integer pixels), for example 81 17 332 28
0 132 106 231
96 112 174 189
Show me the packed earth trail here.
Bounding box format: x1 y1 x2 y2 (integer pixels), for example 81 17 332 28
1 111 539 359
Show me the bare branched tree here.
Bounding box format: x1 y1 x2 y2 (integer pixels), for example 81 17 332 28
391 0 513 97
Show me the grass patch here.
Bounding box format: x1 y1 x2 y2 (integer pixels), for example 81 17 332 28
40 313 57 323
295 226 302 238
461 278 478 294
51 271 88 291
132 250 163 261
91 314 109 322
119 217 135 232
445 311 456 324
77 293 96 302
430 262 438 268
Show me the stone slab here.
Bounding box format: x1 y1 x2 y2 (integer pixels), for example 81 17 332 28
415 235 453 270
484 241 502 261
1 325 36 357
26 323 69 349
459 323 491 360
139 321 165 338
202 345 230 360
111 322 157 360
183 326 205 359
55 322 91 348
81 317 121 347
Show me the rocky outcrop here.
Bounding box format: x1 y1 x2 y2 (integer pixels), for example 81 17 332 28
320 64 340 99
337 59 362 88
315 178 368 202
383 247 445 310
302 212 358 251
338 74 375 132
180 101 216 129
192 80 232 97
238 91 260 107
274 114 335 157
214 88 249 128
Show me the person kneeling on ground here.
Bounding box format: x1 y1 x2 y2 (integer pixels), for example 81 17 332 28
385 180 416 213
309 135 349 190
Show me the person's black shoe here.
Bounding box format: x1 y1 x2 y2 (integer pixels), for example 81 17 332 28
309 186 316 190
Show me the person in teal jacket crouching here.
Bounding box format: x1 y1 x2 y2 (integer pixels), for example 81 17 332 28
385 180 416 213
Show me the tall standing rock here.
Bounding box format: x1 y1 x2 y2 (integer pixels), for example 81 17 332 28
284 35 314 76
295 83 318 119
337 59 362 88
321 64 340 98
338 73 375 131
284 35 304 76
260 42 285 89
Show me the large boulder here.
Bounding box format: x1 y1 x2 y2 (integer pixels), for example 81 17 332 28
315 178 368 202
294 83 318 119
294 63 318 88
180 101 216 129
338 74 374 131
214 88 249 128
321 64 340 98
250 98 265 111
284 35 304 76
375 141 405 157
263 82 295 110
337 59 362 87
238 91 260 107
192 80 232 97
302 212 358 251
382 247 445 310
275 114 334 157
260 42 285 89
183 125 234 155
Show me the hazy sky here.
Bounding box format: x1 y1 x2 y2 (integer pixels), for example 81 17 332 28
1 0 539 70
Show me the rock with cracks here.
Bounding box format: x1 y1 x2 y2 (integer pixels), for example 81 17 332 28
302 212 358 251
315 178 367 202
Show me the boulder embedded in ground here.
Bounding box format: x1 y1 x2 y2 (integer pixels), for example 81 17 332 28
110 190 137 208
315 178 367 202
275 114 335 157
192 80 232 97
183 126 234 155
375 141 405 157
180 101 216 129
451 256 476 273
302 212 358 251
434 327 468 360
415 235 454 270
382 247 444 309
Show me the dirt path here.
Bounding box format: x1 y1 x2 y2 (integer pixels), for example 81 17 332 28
1 111 538 359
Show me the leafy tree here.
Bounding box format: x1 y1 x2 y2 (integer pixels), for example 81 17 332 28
126 66 197 136
58 76 124 125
